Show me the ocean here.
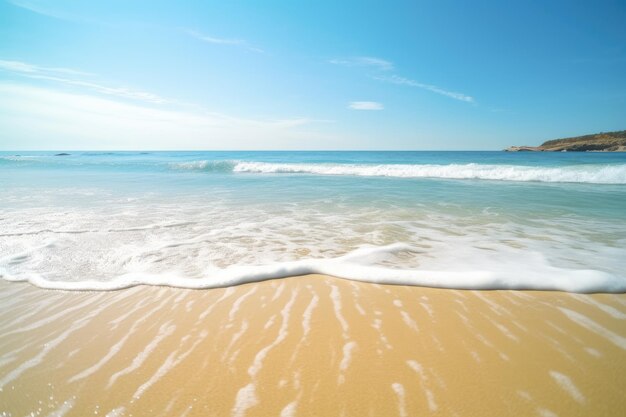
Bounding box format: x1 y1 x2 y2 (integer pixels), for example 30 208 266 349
1 150 625 292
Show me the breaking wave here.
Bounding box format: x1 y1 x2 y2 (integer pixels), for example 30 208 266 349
169 160 237 172
4 155 626 184
170 160 626 184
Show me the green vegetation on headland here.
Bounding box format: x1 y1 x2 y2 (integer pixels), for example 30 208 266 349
505 130 626 152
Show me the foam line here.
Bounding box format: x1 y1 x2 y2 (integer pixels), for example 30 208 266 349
219 161 626 184
2 243 624 293
166 159 626 184
5 154 626 183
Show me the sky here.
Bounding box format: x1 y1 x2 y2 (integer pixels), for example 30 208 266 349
0 0 625 150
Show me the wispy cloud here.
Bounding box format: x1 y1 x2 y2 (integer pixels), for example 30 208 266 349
330 56 393 71
373 74 475 103
0 60 91 76
348 101 384 110
31 75 168 104
0 61 324 148
0 59 168 104
186 30 264 53
0 83 330 150
330 56 474 103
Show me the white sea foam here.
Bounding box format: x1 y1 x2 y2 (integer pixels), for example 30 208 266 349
406 360 438 411
165 159 626 184
549 371 585 404
108 322 176 388
371 318 392 350
71 299 166 383
0 296 57 333
231 293 297 417
230 161 626 184
199 287 235 320
338 341 357 384
302 293 320 338
330 285 349 339
0 297 114 389
537 408 559 417
223 320 249 362
400 311 419 332
1 241 624 293
279 401 298 417
104 407 125 417
132 329 207 399
1 186 624 294
232 383 258 417
248 290 297 378
69 330 133 383
391 383 408 417
570 294 626 319
44 399 75 417
492 321 519 342
169 160 236 172
558 307 626 350
228 287 258 323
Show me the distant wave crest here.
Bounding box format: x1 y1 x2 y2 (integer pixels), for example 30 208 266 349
169 160 237 172
171 160 626 184
5 156 626 184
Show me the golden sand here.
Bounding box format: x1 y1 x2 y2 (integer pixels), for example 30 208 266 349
0 276 625 417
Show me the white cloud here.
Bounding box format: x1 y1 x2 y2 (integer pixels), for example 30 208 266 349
373 74 474 103
0 83 330 150
349 101 384 110
186 30 264 53
30 75 168 104
330 56 393 71
0 59 168 104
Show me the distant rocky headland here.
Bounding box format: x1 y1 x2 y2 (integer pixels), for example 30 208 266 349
505 130 626 152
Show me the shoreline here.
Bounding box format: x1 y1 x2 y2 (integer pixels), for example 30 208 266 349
1 275 625 416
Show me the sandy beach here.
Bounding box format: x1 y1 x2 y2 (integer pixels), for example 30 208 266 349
1 276 625 417
3 0 626 415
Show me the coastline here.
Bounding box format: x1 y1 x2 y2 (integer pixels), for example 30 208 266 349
504 146 626 152
1 276 625 417
504 129 626 152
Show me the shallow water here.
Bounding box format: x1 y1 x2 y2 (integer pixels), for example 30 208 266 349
1 151 625 292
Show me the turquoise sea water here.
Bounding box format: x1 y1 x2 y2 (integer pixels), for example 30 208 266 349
1 151 625 292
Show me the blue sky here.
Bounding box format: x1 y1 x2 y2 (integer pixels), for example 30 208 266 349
0 0 625 150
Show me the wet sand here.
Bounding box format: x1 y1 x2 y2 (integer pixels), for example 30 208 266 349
0 275 625 417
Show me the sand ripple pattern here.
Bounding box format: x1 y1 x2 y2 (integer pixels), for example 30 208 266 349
1 278 625 416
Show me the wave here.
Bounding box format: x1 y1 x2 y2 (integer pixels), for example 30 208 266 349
169 160 237 172
233 161 626 184
5 155 626 184
169 160 626 184
0 155 38 162
1 243 624 293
